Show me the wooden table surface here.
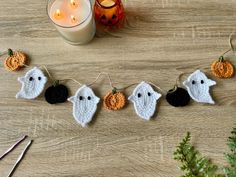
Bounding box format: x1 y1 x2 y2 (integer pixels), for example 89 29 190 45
0 0 236 176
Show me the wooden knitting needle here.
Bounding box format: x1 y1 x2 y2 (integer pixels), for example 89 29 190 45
6 140 33 177
0 135 27 160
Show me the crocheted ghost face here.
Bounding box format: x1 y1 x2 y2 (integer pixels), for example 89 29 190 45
68 85 100 127
183 70 216 104
128 81 162 120
16 67 47 99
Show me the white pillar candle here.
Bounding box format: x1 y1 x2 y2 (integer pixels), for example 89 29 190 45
47 0 95 45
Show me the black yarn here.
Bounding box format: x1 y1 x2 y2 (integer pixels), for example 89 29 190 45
45 84 69 104
166 87 190 107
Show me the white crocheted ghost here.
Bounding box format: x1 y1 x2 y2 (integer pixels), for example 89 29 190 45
183 70 216 104
16 67 47 99
128 81 162 120
68 85 100 127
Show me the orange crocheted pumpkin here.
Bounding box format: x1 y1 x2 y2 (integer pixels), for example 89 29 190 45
103 88 126 110
4 49 27 71
211 56 234 78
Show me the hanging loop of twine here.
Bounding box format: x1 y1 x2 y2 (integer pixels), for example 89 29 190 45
87 72 114 88
219 32 236 58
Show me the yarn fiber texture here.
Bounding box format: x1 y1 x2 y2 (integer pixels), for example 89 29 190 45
166 87 190 107
68 85 100 127
128 81 162 120
16 67 47 99
45 84 69 104
103 91 126 110
4 51 27 71
183 70 216 104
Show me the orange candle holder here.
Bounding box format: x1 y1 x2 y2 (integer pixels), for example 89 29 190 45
94 0 125 27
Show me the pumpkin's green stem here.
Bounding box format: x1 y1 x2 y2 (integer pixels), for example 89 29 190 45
53 80 60 87
112 87 117 94
8 49 13 56
219 56 224 62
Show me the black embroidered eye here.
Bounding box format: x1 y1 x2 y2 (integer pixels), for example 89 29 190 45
148 92 151 96
87 96 91 100
201 80 204 84
192 80 195 85
29 77 34 81
38 77 41 81
101 15 106 19
112 14 117 19
138 93 141 98
79 96 83 100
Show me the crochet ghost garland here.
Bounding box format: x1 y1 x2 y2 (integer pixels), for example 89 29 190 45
13 67 219 126
1 48 234 126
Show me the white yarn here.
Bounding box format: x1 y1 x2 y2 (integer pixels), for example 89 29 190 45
183 70 216 104
68 85 100 127
16 67 47 99
128 81 162 120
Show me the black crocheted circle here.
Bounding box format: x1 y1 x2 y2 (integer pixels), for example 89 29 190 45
45 84 69 104
166 87 190 107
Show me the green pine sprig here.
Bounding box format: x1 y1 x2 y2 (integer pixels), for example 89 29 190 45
174 132 223 177
224 127 236 177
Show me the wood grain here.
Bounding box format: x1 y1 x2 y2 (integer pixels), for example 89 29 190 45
0 0 236 176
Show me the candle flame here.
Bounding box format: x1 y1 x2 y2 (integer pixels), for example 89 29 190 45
70 0 78 8
56 9 61 16
71 15 77 23
71 0 75 5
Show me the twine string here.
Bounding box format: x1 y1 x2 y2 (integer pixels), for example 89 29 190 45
219 32 236 58
59 78 82 86
148 81 166 95
87 72 114 88
86 72 139 91
229 32 235 55
41 65 54 82
86 72 166 94
41 65 83 85
116 83 139 91
220 48 231 57
174 71 196 88
175 73 186 86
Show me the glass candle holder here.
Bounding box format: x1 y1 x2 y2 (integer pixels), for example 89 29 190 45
47 0 96 45
94 0 125 27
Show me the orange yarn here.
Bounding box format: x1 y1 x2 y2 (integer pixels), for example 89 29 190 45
211 58 234 78
103 91 126 110
4 51 27 71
